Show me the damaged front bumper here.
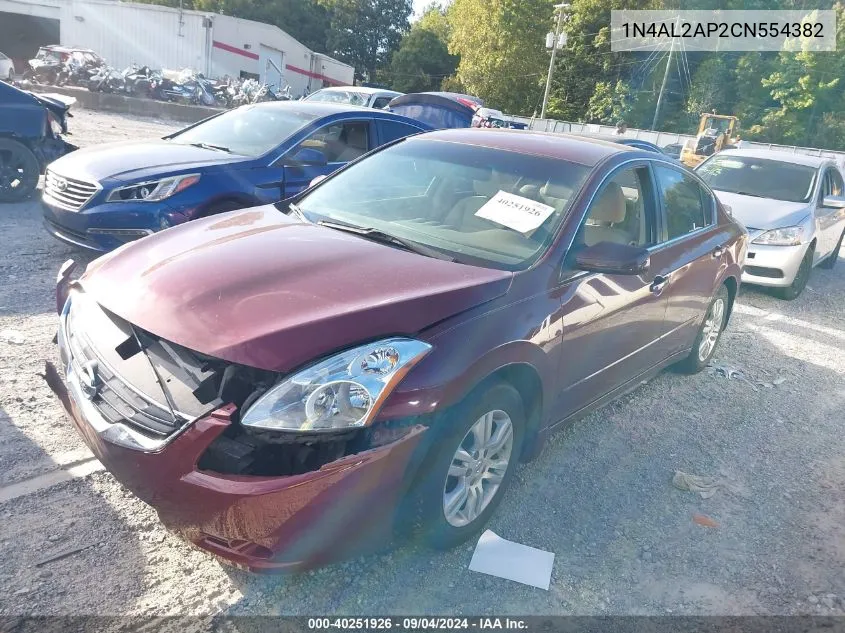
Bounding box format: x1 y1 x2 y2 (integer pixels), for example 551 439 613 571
47 263 428 571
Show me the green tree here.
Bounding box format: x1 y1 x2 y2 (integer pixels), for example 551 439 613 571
586 79 633 123
447 0 550 114
320 0 412 81
388 17 458 92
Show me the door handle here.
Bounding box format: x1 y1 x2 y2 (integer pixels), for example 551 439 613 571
650 274 670 294
712 246 724 259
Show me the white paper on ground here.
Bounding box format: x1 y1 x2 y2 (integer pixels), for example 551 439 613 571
474 190 555 233
468 529 555 590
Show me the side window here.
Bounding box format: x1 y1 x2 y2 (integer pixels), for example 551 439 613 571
378 120 423 144
653 165 712 240
371 96 392 109
575 166 655 249
820 168 844 201
297 122 370 163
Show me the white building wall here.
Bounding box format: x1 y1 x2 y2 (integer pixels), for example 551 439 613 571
60 0 208 72
0 0 355 88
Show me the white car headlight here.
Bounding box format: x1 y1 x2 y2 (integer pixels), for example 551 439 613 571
752 226 803 246
107 174 200 202
241 338 432 432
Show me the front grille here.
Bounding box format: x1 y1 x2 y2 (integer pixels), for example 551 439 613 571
44 170 99 211
66 299 186 438
745 265 784 279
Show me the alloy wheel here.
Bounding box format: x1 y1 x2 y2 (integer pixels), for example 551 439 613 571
698 297 725 362
442 409 514 528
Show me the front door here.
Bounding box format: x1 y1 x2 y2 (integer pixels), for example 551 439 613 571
281 120 374 198
816 167 845 260
552 162 673 420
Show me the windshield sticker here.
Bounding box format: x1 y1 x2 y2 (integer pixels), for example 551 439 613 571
475 191 556 233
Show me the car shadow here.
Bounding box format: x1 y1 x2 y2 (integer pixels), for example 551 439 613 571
0 197 97 318
0 405 149 615
214 283 845 616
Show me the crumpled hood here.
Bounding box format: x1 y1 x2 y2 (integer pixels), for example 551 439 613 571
713 190 810 230
81 206 512 373
46 139 248 183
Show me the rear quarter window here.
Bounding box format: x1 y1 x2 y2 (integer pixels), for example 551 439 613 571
378 119 425 144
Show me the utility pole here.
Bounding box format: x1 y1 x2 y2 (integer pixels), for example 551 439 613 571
651 15 680 130
540 3 568 119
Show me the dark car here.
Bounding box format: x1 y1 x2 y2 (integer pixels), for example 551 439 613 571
41 101 430 252
388 92 484 129
0 80 76 202
47 130 747 571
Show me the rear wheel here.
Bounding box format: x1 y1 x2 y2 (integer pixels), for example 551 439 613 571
819 230 844 270
675 284 729 374
775 243 814 300
406 382 525 550
0 138 39 203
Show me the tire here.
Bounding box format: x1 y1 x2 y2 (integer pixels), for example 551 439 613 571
7 68 13 81
819 229 844 270
774 243 814 300
675 284 730 374
0 138 40 203
405 381 525 550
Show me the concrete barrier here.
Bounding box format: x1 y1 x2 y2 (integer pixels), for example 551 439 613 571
24 83 224 124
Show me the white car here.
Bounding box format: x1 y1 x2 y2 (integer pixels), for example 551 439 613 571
697 149 845 299
0 51 15 81
303 86 403 109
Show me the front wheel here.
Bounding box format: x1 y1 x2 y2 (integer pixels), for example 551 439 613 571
775 243 814 300
0 138 40 202
675 284 730 374
406 382 525 550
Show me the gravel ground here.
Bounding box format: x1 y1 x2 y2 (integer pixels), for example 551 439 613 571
1 109 844 618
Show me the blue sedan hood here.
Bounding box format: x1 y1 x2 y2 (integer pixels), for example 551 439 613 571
46 139 249 183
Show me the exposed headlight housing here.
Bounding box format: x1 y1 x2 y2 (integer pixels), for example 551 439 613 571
752 226 803 246
107 174 200 202
240 338 432 432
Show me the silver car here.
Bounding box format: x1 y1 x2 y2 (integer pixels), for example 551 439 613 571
697 149 845 299
0 51 14 81
303 86 403 109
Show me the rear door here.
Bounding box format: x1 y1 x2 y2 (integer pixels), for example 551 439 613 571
650 163 727 355
552 161 674 420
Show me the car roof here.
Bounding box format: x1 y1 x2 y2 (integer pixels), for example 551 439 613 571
414 129 636 166
716 148 830 168
578 134 660 148
244 100 429 127
313 86 402 96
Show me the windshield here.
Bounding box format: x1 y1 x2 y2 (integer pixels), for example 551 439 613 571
304 89 369 106
696 155 817 203
168 104 318 157
295 138 591 271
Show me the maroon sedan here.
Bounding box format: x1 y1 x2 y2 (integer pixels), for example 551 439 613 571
47 130 747 571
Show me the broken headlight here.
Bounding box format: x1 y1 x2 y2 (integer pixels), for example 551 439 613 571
240 338 431 432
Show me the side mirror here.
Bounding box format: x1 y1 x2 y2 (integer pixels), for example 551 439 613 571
286 147 328 167
822 195 845 209
574 241 650 275
309 174 328 188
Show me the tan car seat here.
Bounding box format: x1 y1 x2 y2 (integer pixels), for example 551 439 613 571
335 126 369 162
582 182 631 246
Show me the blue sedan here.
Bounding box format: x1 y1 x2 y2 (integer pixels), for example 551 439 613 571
42 102 431 252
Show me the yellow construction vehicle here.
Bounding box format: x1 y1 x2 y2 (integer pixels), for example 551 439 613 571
680 113 740 168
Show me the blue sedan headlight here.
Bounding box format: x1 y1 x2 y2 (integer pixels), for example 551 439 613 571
107 174 201 202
